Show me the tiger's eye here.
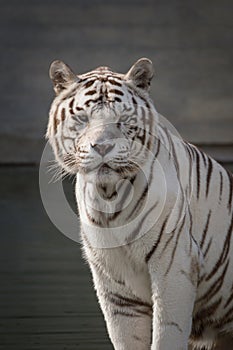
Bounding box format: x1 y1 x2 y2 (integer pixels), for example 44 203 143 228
77 115 88 123
119 115 130 123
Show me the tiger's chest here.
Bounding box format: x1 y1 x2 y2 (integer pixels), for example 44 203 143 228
84 239 153 301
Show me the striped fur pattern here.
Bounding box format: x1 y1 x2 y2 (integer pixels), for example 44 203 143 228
47 58 233 349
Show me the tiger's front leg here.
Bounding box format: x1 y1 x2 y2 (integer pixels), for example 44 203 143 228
89 262 152 350
147 238 198 350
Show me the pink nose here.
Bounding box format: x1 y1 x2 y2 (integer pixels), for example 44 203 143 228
91 143 115 156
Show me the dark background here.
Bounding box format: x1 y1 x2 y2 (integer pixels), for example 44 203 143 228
0 1 232 349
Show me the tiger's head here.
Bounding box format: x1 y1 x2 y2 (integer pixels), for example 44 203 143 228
47 58 156 184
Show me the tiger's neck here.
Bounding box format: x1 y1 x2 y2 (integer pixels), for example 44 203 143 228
75 162 151 223
75 156 163 248
75 124 192 248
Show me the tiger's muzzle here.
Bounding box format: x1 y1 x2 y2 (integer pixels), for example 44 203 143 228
90 141 115 157
75 123 133 175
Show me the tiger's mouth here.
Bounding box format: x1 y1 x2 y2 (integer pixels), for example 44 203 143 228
96 163 119 184
78 160 118 174
98 163 113 174
63 152 140 180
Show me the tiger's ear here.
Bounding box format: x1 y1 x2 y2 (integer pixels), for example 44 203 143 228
49 60 79 95
125 58 154 91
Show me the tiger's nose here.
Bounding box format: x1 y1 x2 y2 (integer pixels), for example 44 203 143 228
91 142 115 156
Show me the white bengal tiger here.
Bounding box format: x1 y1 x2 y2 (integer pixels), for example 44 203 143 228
47 58 233 350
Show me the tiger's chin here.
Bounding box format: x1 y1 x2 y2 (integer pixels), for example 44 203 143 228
96 164 122 186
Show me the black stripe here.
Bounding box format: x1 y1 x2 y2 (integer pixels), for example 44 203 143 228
114 97 122 102
219 171 223 202
226 169 233 212
137 128 146 149
83 79 96 88
200 211 212 249
198 297 222 319
109 180 132 221
162 125 172 159
84 98 101 107
206 157 213 197
108 79 122 87
195 149 201 199
185 142 193 161
54 137 60 157
85 89 96 96
159 232 175 258
145 216 169 263
188 208 193 254
188 143 196 160
53 104 59 134
205 211 233 281
126 201 159 243
165 322 183 333
111 303 151 317
216 305 233 328
139 97 150 109
109 89 124 96
165 216 186 275
61 107 66 122
200 150 207 167
197 259 229 304
84 183 105 227
191 297 222 338
215 280 233 325
76 106 84 111
155 139 161 158
69 97 75 114
185 143 193 194
125 143 158 221
109 292 152 308
203 238 212 258
169 132 180 179
53 117 60 134
125 183 148 220
224 283 233 309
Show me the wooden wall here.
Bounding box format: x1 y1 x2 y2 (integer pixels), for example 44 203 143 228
1 0 233 163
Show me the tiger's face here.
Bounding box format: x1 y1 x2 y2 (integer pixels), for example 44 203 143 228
47 59 155 184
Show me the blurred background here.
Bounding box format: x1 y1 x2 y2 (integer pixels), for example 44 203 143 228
0 0 232 349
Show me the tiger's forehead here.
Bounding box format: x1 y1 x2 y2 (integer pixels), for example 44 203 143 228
69 69 136 112
79 66 124 81
78 67 126 98
55 67 150 118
